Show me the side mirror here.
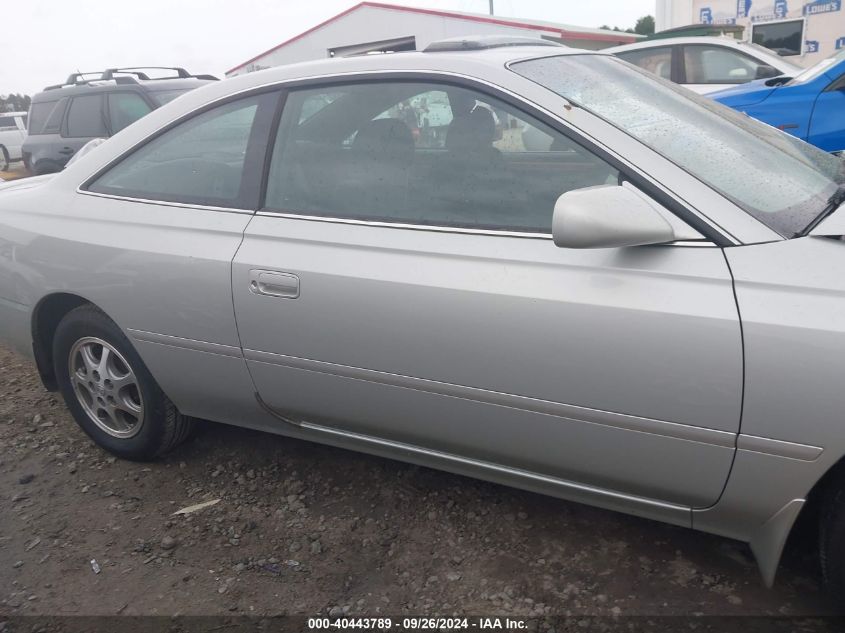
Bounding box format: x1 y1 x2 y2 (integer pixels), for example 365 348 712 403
552 185 677 249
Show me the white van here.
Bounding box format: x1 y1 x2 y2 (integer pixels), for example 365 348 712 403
0 112 28 171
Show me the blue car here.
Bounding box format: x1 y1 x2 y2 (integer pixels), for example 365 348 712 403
712 48 845 154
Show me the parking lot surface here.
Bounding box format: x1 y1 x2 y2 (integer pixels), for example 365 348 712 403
0 344 838 617
0 165 29 182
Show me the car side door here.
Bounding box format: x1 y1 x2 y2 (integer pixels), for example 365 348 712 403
62 90 279 423
231 77 743 512
60 94 109 164
0 114 24 163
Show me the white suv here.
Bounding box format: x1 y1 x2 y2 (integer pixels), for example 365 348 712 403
607 37 801 94
0 111 27 171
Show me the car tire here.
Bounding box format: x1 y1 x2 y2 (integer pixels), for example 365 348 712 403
820 472 845 602
0 146 9 172
53 304 194 461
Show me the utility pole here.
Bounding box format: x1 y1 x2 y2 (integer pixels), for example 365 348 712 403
489 0 494 15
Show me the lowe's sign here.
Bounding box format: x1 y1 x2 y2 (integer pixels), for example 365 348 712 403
803 0 842 14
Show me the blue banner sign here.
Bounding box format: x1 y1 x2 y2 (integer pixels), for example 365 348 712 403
803 0 842 15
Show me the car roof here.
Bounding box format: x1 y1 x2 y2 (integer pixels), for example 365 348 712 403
147 44 599 127
229 44 596 86
1 112 27 117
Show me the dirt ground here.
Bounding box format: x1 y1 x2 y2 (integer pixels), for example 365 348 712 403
0 343 840 620
0 164 29 182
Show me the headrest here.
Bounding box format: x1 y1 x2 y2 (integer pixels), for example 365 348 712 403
446 107 496 150
352 118 414 159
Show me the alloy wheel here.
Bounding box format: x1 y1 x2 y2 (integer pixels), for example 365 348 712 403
68 337 144 438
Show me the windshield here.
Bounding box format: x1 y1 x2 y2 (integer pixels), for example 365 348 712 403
512 54 844 237
788 48 845 85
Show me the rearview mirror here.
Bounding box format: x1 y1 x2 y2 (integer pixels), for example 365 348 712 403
552 185 677 249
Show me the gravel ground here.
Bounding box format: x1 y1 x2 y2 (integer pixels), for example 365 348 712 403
0 343 840 619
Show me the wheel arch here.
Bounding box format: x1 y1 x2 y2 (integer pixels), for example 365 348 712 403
753 453 845 587
31 292 94 390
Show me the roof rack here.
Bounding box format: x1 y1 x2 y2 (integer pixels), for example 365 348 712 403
424 35 565 53
43 67 219 91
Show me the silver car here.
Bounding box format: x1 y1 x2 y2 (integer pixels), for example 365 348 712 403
1 37 844 599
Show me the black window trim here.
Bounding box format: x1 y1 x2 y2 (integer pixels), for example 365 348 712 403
255 71 728 246
81 87 282 211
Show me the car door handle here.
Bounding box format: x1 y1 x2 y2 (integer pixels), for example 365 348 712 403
58 147 75 156
248 270 300 299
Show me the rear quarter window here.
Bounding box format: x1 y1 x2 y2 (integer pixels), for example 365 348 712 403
28 100 61 135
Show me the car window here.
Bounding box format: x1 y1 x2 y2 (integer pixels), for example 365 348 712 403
751 19 803 57
88 96 262 206
265 81 619 233
28 100 63 135
683 45 769 84
66 95 107 138
108 92 152 134
298 92 344 124
0 116 17 130
617 47 673 80
41 99 68 135
360 90 454 149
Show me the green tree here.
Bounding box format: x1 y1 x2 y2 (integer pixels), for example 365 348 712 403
600 16 655 35
634 15 656 35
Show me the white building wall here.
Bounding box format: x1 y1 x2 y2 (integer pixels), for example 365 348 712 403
658 0 845 67
656 0 694 31
228 5 612 77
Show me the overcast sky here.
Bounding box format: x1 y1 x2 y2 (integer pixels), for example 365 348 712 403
5 0 654 96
